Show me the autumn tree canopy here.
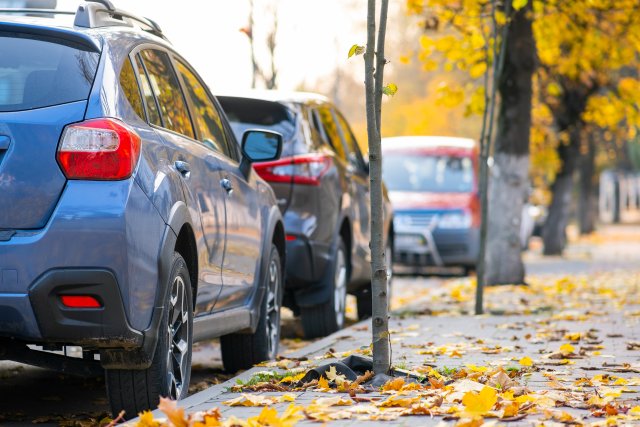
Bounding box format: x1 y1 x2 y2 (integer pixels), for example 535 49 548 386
406 0 640 253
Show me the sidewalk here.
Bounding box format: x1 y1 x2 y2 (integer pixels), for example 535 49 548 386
138 226 640 426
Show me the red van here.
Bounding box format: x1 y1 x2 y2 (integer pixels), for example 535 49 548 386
381 136 479 273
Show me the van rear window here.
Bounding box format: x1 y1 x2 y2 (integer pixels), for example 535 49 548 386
0 34 99 112
383 153 474 193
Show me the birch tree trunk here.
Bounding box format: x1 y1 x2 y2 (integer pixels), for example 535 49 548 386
484 3 535 286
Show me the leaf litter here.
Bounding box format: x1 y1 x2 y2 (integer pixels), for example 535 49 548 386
123 271 640 426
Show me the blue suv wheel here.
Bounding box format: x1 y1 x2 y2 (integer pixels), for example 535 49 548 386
105 253 192 416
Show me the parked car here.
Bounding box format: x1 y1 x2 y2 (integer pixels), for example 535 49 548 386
381 136 479 273
217 91 393 337
0 2 286 418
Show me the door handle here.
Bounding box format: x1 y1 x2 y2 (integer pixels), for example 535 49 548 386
220 178 233 195
175 160 190 178
0 135 10 151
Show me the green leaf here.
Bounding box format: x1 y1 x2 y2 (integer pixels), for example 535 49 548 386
348 44 365 58
512 0 528 10
382 83 398 96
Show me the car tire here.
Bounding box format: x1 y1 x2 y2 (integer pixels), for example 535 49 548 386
463 265 476 277
221 244 282 373
356 238 393 320
106 252 193 419
300 239 348 338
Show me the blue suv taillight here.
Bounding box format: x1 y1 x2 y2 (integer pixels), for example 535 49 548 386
57 118 141 180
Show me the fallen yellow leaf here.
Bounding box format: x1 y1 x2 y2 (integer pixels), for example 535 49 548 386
223 393 296 407
317 376 331 391
247 404 303 427
157 398 187 427
136 411 160 427
519 356 533 366
559 343 575 355
381 377 405 391
312 396 354 406
462 386 498 415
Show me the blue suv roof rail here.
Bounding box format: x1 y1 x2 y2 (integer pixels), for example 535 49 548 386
0 8 74 16
74 1 169 42
0 1 168 42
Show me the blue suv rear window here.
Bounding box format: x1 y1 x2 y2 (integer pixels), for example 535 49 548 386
0 34 99 112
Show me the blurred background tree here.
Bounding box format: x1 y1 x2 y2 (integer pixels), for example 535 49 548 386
396 0 640 261
240 0 280 89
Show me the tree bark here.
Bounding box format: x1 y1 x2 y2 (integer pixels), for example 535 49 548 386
578 132 597 234
248 0 257 89
543 126 580 254
365 0 390 375
543 82 590 255
484 4 535 286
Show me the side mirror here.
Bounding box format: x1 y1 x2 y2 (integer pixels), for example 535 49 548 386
239 129 283 177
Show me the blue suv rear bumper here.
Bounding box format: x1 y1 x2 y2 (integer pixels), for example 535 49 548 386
0 179 166 353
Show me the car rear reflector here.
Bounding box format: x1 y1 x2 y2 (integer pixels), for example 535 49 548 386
60 295 102 309
57 118 141 180
252 154 332 186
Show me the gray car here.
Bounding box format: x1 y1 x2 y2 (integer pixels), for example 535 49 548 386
218 92 393 338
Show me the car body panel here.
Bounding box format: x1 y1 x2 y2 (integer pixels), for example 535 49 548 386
214 157 264 309
0 179 165 338
0 102 86 229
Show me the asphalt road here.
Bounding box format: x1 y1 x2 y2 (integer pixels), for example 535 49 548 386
0 275 444 426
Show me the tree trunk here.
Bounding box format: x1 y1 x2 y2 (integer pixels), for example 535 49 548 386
542 82 591 255
484 4 534 286
579 133 597 234
364 0 390 375
248 0 257 89
543 127 580 254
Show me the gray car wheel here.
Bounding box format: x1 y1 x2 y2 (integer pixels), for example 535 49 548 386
300 239 348 338
106 252 193 419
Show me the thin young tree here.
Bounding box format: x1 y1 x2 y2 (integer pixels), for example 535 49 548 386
349 0 394 374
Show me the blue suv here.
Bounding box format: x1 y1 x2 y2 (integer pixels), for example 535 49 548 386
0 1 285 418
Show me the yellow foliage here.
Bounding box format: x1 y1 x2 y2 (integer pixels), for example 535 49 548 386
246 405 304 427
407 0 640 197
462 386 498 415
519 356 533 366
381 377 406 391
317 376 331 391
136 411 161 427
559 343 575 355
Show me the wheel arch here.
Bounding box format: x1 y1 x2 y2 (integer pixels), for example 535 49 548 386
272 219 286 273
174 223 198 307
246 206 285 333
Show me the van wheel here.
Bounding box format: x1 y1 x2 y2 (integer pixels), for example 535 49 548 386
106 252 193 419
357 238 393 320
463 265 476 277
221 244 282 372
300 239 348 338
